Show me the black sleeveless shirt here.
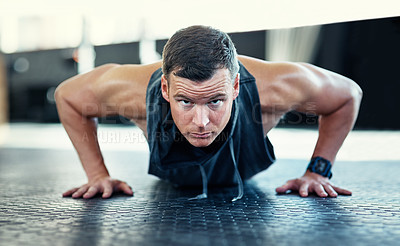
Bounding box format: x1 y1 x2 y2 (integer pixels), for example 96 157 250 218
146 62 275 186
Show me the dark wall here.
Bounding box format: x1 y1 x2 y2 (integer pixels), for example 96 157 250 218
95 42 140 67
229 30 266 60
6 43 140 123
5 48 77 122
155 30 266 60
5 18 400 129
315 17 400 129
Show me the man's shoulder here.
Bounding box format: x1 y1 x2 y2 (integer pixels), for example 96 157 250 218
238 55 288 83
237 55 305 114
238 55 280 87
99 61 162 86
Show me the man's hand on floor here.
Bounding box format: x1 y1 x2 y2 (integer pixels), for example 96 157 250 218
275 170 352 197
62 176 134 199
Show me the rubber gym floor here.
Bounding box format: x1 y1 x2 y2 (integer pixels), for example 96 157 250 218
0 124 399 246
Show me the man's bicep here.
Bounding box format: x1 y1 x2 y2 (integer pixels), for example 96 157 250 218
55 64 120 117
257 62 318 113
293 63 361 116
91 64 154 120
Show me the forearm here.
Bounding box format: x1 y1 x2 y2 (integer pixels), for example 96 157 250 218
55 63 151 199
65 115 109 181
312 95 361 163
55 88 110 181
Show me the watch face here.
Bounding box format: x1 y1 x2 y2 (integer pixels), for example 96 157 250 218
315 159 327 173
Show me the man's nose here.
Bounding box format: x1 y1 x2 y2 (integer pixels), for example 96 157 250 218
192 106 209 128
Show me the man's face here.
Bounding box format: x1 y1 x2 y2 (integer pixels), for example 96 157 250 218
161 68 240 147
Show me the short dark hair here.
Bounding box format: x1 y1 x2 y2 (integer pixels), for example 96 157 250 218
162 25 239 82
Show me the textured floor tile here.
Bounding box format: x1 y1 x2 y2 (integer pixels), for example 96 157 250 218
0 148 399 246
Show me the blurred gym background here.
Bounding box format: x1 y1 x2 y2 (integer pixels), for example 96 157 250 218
0 1 399 160
1 16 399 127
1 3 400 246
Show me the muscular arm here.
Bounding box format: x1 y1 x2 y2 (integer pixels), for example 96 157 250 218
283 63 362 197
239 55 362 197
279 62 362 163
55 61 161 198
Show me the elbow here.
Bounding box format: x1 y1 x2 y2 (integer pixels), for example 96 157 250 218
357 85 363 101
54 82 83 123
351 80 363 106
54 83 70 122
54 81 75 113
54 82 67 106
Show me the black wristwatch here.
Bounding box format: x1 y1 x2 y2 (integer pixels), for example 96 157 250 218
307 156 333 179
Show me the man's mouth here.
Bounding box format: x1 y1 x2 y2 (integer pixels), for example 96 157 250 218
189 132 212 139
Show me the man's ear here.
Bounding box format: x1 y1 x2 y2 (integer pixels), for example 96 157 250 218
161 75 170 102
233 73 240 100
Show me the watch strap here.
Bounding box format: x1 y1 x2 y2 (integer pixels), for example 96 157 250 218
307 156 333 179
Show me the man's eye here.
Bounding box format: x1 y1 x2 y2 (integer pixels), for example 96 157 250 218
210 99 221 105
180 100 191 106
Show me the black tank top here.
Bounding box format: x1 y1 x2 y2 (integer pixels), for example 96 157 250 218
146 62 275 186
